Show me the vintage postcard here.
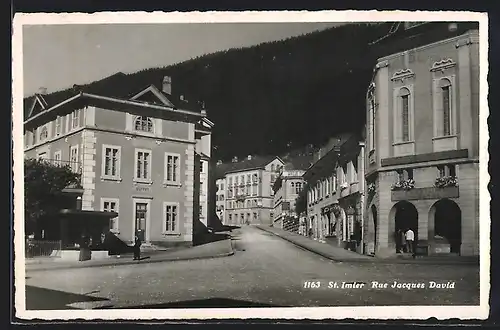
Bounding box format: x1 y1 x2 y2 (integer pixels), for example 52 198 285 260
12 10 490 320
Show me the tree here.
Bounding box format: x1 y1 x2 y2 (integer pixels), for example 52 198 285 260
24 158 81 236
295 183 309 216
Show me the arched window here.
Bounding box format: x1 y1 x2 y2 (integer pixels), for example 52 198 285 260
439 78 452 136
39 126 48 141
134 116 154 133
398 87 411 142
271 164 275 172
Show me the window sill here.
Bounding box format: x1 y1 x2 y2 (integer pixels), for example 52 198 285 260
101 176 122 182
162 232 182 237
163 181 182 188
392 140 415 146
432 134 457 141
133 179 153 185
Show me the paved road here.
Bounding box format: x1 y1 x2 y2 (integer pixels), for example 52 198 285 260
25 226 480 309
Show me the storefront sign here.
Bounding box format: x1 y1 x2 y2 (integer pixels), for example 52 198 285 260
134 185 151 193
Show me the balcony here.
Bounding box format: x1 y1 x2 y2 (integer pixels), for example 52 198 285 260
391 186 459 201
235 194 246 201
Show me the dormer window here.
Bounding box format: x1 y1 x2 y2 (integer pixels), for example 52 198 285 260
39 126 48 141
134 116 154 133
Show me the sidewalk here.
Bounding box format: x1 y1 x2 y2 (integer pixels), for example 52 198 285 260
25 238 234 272
256 225 479 265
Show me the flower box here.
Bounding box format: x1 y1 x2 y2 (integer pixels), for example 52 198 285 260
391 178 415 191
434 176 458 188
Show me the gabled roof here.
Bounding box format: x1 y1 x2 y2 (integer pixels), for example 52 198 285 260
23 71 205 122
303 133 357 183
215 155 281 178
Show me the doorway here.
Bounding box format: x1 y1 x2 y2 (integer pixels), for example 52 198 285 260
391 201 418 252
432 199 462 254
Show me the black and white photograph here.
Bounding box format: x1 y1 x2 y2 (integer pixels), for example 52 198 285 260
12 11 490 320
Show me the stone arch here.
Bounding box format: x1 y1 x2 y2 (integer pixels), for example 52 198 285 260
389 201 418 252
429 198 462 254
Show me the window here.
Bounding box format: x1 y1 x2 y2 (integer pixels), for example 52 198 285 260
102 198 119 233
229 214 232 222
55 116 62 136
438 164 456 178
163 202 179 234
271 164 275 171
440 79 452 136
200 161 203 173
54 150 62 166
400 88 410 142
253 213 258 220
397 170 404 181
134 116 154 133
165 153 180 184
295 182 302 194
102 145 121 179
32 128 37 145
221 183 224 191
69 145 79 173
368 91 376 151
39 126 48 141
72 109 81 129
135 149 152 182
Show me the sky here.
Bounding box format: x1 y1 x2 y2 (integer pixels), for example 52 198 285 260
22 23 340 96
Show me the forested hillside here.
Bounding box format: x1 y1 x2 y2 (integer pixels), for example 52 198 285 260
130 23 388 161
29 22 478 161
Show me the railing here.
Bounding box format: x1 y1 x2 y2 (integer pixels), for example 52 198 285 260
282 218 301 234
25 239 62 258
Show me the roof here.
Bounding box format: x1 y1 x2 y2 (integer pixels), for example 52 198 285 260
303 133 359 183
24 71 204 122
215 155 279 178
281 154 315 171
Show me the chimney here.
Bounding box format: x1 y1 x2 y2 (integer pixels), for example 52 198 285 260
180 95 184 101
247 155 252 160
38 87 47 95
448 22 458 32
162 76 172 95
216 160 223 166
232 156 238 163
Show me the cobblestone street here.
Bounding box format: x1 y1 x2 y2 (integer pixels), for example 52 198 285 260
25 226 480 309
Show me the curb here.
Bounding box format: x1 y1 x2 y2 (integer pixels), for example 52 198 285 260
26 240 235 273
256 226 478 266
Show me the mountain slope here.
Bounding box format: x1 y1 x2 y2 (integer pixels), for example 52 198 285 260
24 22 478 161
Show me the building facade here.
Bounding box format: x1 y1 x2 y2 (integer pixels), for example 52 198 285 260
303 134 365 253
216 156 284 226
271 168 306 230
364 29 480 257
23 74 213 248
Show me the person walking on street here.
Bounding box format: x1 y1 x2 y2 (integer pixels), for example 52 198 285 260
405 228 415 254
133 232 142 260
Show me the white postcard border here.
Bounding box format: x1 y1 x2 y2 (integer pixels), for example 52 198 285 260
12 10 490 320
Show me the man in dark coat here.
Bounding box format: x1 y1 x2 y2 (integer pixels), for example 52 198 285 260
133 232 142 260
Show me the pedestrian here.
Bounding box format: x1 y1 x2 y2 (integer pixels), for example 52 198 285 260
398 229 406 253
133 232 142 260
405 228 415 254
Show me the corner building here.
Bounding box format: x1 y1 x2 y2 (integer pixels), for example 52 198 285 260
364 29 480 257
23 74 213 248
